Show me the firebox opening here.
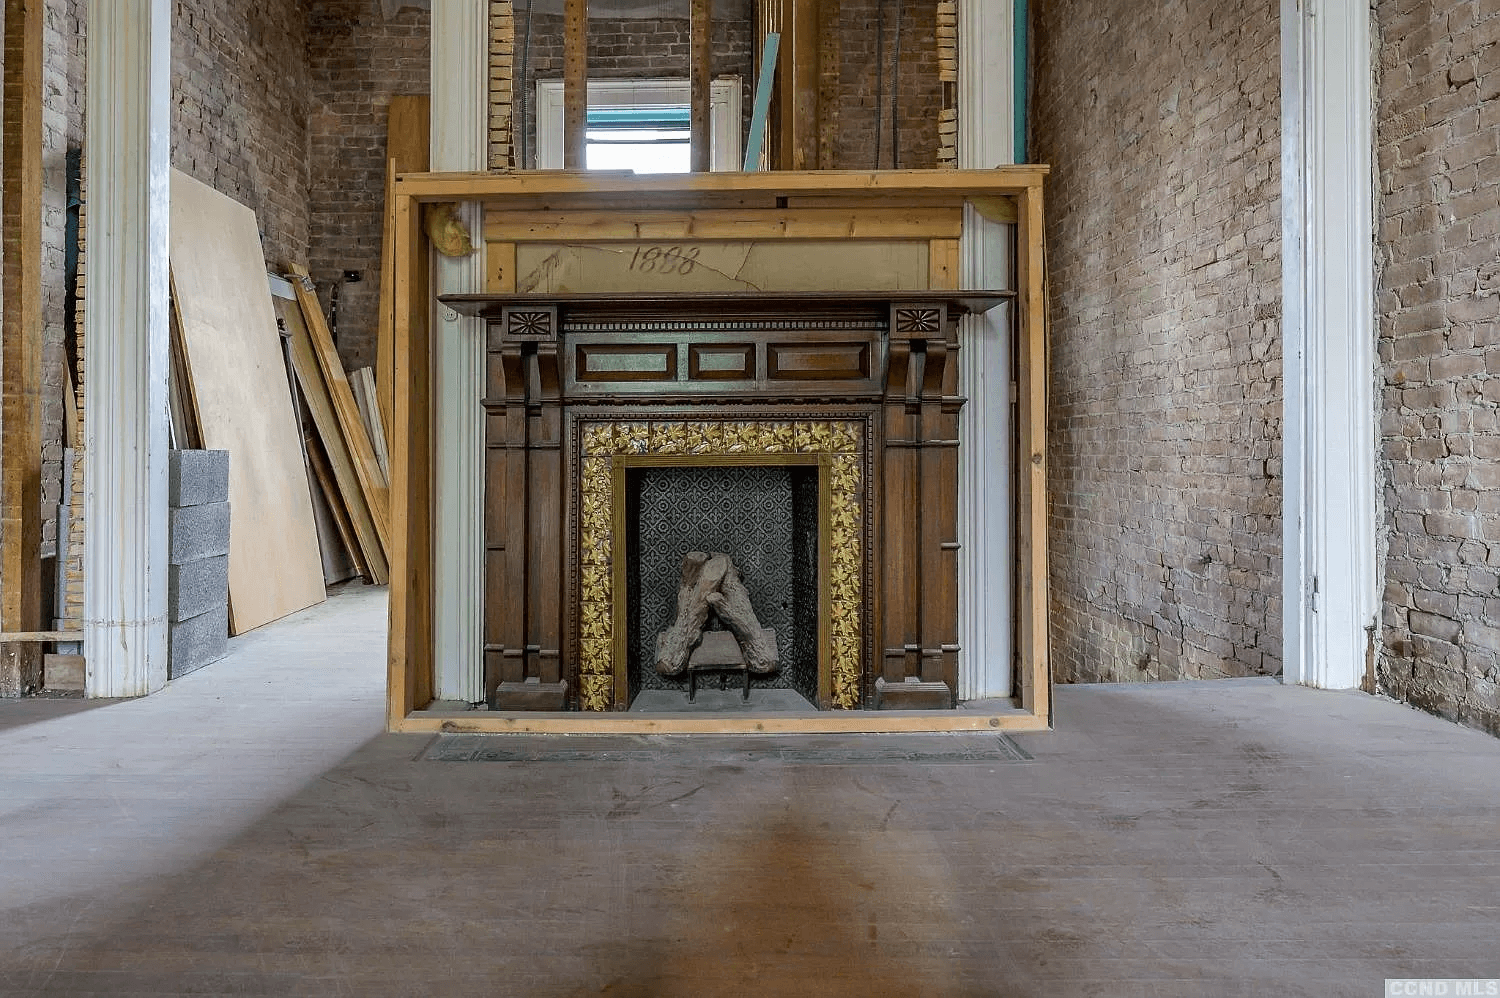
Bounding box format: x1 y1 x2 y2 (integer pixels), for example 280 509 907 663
625 464 820 707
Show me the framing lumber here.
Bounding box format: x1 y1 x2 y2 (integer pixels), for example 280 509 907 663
277 295 389 584
774 0 820 169
377 97 431 470
1 0 44 694
1017 183 1050 723
563 0 587 169
288 265 391 554
0 630 81 643
483 208 963 242
395 711 1049 735
690 0 711 173
389 193 434 725
304 430 371 584
394 167 1050 203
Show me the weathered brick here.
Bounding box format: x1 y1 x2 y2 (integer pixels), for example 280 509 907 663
1035 0 1282 684
1378 0 1500 736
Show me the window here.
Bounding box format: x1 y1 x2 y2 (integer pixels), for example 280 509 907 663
535 78 743 173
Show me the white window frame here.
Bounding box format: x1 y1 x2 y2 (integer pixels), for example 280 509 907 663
535 77 742 172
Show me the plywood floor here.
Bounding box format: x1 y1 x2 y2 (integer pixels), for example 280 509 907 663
2 586 1498 996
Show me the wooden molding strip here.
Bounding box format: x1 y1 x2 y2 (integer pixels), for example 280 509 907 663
395 167 1050 201
395 710 1049 735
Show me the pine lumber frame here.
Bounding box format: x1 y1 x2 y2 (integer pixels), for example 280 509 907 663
388 168 1050 733
1 0 45 694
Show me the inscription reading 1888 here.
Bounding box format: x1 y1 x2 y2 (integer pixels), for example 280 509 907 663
628 244 702 276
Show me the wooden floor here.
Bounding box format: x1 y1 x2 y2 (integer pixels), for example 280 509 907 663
2 585 1498 996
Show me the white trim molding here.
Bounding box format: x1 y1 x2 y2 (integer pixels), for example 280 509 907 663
83 0 172 698
956 0 1017 700
534 78 742 171
1281 0 1378 689
431 0 489 703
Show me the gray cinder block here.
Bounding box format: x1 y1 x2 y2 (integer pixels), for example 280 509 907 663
168 604 229 680
169 449 230 508
169 554 229 623
169 502 230 565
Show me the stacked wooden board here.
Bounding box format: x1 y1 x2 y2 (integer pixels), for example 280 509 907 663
277 270 391 585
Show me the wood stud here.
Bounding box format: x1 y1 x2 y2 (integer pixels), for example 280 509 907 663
563 0 587 169
1 0 44 694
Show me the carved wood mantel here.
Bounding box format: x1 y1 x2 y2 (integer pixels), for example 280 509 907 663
444 292 1007 710
386 169 1050 732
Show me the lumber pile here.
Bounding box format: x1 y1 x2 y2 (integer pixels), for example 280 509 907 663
275 271 391 584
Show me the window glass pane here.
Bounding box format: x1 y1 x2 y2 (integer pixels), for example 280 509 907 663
585 128 692 174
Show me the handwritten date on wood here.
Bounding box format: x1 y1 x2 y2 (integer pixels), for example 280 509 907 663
627 244 702 277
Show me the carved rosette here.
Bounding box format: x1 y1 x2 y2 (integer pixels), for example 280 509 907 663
577 419 867 709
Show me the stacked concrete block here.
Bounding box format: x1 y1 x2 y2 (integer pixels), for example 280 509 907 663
169 450 230 680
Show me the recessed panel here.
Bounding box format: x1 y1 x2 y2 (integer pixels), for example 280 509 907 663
767 342 870 381
575 344 678 382
688 344 755 381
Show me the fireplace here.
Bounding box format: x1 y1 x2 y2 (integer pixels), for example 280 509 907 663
455 293 995 712
390 168 1052 731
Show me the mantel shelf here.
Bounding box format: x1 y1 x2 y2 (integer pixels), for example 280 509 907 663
438 290 1016 319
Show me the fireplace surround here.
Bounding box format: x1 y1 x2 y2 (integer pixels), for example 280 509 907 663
449 293 997 711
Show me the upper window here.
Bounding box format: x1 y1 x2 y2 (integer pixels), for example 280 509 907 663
535 78 742 173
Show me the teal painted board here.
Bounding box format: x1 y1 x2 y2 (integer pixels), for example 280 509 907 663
742 33 780 173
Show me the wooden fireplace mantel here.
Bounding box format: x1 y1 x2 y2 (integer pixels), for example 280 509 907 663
387 168 1050 733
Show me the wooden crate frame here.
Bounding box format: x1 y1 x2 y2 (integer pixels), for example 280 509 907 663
389 168 1050 734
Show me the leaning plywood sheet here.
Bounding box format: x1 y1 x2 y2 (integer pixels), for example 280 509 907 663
169 170 325 633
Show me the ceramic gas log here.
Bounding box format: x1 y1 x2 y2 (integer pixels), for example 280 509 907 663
655 551 779 677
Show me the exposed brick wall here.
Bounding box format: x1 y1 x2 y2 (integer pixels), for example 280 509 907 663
171 0 312 269
1376 0 1500 736
836 0 940 169
306 0 430 373
1033 0 1283 684
39 0 85 568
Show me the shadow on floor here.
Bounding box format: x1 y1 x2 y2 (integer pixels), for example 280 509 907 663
0 695 123 735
